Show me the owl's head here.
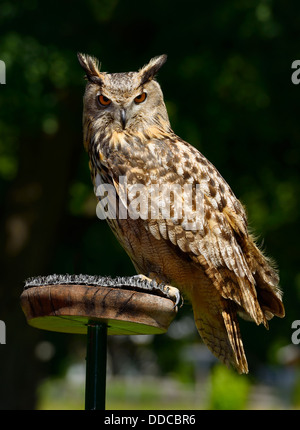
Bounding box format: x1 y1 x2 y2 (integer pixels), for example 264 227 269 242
78 53 169 136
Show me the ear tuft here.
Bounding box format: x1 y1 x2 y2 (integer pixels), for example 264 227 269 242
77 52 103 85
139 54 167 86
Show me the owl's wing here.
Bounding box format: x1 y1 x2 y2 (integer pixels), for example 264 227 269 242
111 137 277 325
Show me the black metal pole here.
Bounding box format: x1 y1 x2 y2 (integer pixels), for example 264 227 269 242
85 321 108 410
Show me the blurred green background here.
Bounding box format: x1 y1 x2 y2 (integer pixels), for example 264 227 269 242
1 0 300 410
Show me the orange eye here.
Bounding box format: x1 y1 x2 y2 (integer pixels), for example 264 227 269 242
98 94 111 106
134 92 147 104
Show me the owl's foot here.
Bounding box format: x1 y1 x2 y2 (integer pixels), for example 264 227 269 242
131 274 182 308
159 283 183 309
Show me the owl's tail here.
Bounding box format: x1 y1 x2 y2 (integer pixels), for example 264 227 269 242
191 290 249 374
247 238 285 322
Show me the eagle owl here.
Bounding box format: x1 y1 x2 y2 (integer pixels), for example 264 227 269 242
78 53 285 374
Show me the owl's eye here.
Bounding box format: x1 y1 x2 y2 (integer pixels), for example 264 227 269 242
134 92 147 104
98 94 112 106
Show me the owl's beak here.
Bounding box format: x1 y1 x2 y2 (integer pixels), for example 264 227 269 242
120 109 126 129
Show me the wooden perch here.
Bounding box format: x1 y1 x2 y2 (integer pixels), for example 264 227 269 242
20 282 177 336
21 274 178 410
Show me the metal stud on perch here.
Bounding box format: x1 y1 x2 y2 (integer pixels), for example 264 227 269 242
20 274 178 410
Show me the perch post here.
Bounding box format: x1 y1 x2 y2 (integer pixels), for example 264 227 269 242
85 321 107 410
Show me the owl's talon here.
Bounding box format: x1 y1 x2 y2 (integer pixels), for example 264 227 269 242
131 275 181 308
159 284 182 309
172 289 182 309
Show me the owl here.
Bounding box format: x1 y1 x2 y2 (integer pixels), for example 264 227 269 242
77 53 285 374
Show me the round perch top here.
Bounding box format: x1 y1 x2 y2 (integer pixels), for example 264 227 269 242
20 275 178 335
